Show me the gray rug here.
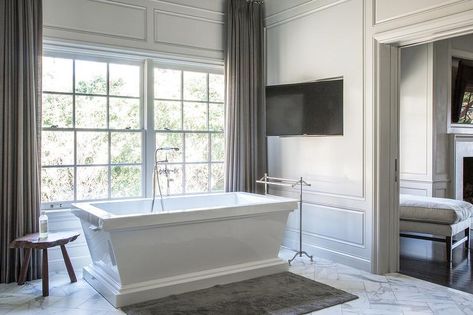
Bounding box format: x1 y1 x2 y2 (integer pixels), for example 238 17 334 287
122 272 357 315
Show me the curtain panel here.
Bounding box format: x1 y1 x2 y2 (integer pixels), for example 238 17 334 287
0 0 43 283
224 0 266 193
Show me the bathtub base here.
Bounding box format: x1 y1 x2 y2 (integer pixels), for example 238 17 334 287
83 257 288 308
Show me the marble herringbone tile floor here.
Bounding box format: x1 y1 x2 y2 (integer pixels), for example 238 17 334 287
0 248 472 315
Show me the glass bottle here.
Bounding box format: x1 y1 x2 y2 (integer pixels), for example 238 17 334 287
39 211 48 239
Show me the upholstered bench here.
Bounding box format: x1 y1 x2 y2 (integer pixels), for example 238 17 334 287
399 194 473 263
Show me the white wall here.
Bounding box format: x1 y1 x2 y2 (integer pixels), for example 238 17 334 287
399 44 433 195
266 0 371 270
267 0 473 273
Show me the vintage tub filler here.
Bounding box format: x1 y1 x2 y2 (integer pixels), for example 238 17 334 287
72 192 297 307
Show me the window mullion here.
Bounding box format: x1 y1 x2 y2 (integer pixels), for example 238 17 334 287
73 59 78 203
145 59 156 198
207 73 211 192
107 63 112 199
181 70 186 194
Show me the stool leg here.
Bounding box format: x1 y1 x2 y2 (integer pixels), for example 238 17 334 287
18 248 32 285
42 249 49 297
60 245 77 283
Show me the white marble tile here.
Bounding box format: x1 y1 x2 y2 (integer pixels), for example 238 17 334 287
0 306 14 315
0 293 38 306
76 293 118 312
427 301 465 315
310 305 343 315
1 249 473 315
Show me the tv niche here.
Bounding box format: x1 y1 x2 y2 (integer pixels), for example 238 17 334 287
452 57 473 125
266 78 343 136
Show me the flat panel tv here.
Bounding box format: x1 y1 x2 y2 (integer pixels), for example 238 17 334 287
266 79 343 136
452 57 473 124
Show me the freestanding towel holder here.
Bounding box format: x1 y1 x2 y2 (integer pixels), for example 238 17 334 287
256 173 313 265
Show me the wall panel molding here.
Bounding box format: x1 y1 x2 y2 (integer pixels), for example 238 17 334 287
283 235 371 271
44 0 148 41
265 0 312 19
150 0 224 16
153 8 224 53
286 203 365 247
374 0 469 25
265 0 349 28
43 0 225 61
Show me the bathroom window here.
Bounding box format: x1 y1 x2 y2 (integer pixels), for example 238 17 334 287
41 56 143 208
154 67 225 195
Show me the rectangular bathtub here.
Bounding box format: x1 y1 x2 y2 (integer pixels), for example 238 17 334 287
72 192 297 307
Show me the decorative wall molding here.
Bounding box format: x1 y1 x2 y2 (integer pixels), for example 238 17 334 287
150 0 224 16
282 237 371 271
373 0 469 26
91 0 146 10
153 9 224 53
43 0 225 61
265 0 313 19
265 0 349 28
286 202 365 247
44 0 148 41
153 8 223 24
374 9 473 46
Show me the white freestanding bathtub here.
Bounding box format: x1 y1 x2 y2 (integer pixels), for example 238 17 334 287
72 192 297 307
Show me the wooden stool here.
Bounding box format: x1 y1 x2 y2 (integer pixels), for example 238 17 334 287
10 232 80 297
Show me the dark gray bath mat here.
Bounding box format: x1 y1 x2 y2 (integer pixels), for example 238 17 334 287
122 272 357 315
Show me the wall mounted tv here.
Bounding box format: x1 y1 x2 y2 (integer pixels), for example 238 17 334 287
266 78 343 136
452 57 473 124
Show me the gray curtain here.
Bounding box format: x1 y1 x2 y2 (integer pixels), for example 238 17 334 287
224 0 266 193
0 0 43 283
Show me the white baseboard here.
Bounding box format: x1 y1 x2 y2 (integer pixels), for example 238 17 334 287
283 236 371 272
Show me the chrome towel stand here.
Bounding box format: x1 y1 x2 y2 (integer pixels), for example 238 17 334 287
256 173 313 265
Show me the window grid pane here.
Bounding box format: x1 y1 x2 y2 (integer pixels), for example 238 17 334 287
41 59 224 208
154 67 224 195
41 55 144 208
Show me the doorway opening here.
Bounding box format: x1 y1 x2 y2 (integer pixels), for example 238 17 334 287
396 33 473 294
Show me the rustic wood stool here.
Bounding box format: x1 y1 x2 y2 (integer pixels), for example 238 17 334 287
10 232 80 297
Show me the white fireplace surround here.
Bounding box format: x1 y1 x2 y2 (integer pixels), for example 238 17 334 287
452 135 473 229
453 135 473 201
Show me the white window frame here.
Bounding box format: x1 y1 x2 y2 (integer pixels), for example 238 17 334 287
151 63 225 195
41 47 224 210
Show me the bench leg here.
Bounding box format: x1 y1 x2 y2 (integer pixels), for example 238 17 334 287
446 236 453 263
466 228 470 250
42 249 49 297
18 248 32 285
60 245 77 283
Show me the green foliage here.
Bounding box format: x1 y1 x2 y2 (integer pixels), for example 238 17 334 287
42 60 226 203
459 91 473 124
112 166 141 198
